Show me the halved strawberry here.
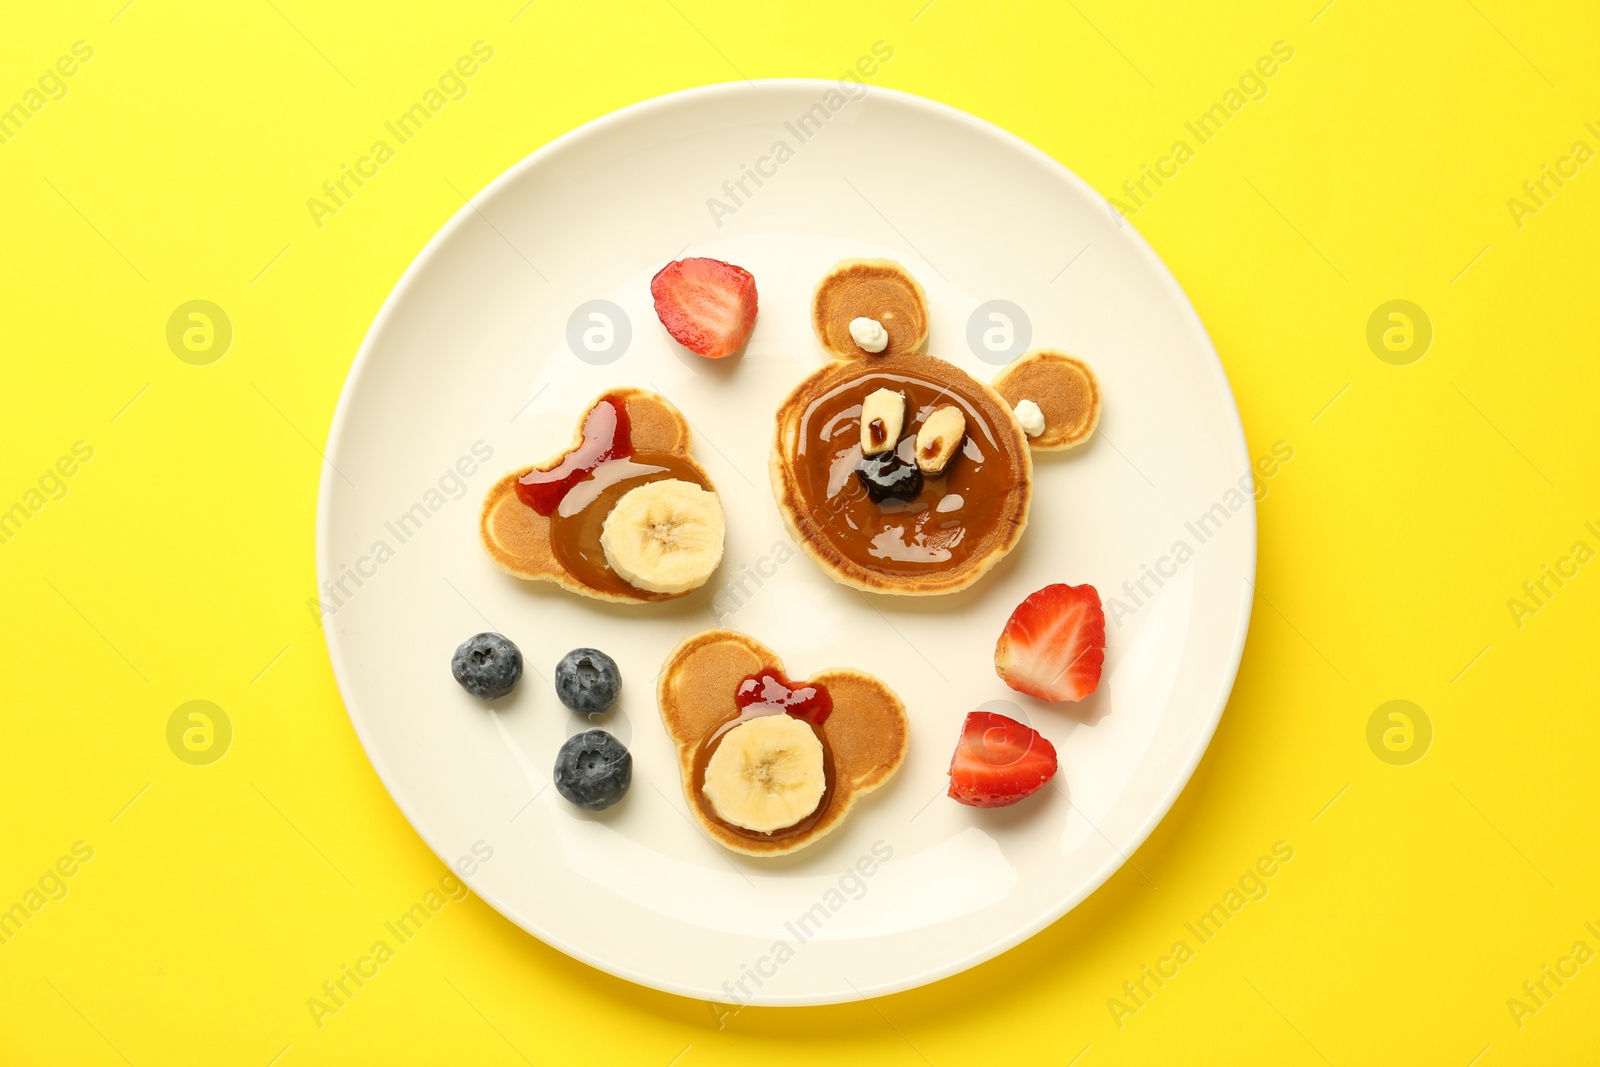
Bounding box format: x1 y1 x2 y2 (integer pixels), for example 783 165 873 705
649 257 758 358
994 583 1105 702
947 711 1058 808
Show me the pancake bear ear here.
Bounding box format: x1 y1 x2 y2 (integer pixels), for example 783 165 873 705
991 351 1100 452
811 258 930 361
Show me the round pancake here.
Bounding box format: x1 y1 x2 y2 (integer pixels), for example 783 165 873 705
657 629 907 857
479 389 715 603
770 351 1032 596
811 258 929 360
992 350 1101 451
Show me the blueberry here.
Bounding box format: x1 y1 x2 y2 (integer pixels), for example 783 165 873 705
451 632 522 701
555 647 621 714
855 452 923 504
553 730 631 810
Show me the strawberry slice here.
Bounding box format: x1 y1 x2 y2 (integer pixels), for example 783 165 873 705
994 583 1105 702
649 257 758 358
947 711 1058 807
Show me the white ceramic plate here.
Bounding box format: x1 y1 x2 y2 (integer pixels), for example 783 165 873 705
318 81 1254 1005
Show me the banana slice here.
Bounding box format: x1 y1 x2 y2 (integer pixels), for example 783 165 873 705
600 478 726 594
702 714 826 833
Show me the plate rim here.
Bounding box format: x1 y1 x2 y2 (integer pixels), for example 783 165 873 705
316 78 1257 1005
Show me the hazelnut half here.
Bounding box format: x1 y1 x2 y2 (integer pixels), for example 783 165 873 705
914 405 966 474
859 388 905 456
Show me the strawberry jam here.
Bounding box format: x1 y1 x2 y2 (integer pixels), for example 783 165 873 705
515 395 633 515
735 669 832 725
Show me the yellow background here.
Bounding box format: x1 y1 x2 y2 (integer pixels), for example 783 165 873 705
3 0 1596 1062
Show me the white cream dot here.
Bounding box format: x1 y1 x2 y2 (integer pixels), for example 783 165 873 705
1014 398 1046 437
848 317 889 354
